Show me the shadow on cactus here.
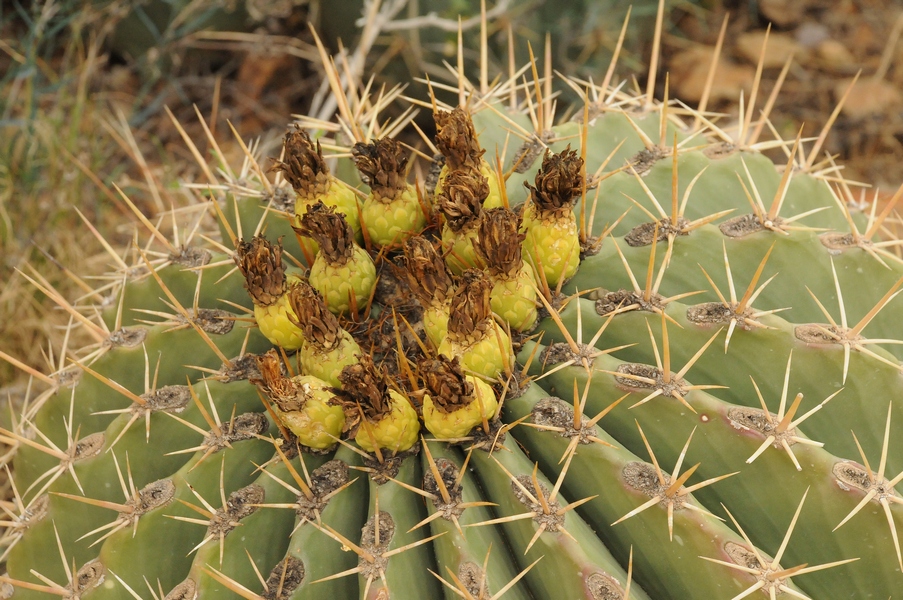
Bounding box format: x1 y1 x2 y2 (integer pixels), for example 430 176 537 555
3 4 903 599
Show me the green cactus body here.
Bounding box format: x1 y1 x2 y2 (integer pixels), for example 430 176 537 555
89 435 277 599
519 340 903 598
282 445 368 600
178 452 330 599
8 11 903 600
421 442 533 600
502 382 802 599
103 253 253 329
469 428 654 599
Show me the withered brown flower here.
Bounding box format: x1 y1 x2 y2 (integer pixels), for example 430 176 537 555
234 235 287 307
525 146 584 213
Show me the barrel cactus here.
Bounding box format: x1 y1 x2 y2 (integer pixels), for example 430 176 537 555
3 6 903 600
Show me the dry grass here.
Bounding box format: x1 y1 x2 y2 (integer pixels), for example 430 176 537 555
0 0 316 391
1 2 136 389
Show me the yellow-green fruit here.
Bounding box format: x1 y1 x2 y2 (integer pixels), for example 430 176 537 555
423 303 450 348
362 186 427 247
274 376 345 449
441 223 480 275
309 246 377 315
254 294 305 351
490 264 538 332
438 322 511 380
300 330 360 389
522 201 580 287
296 179 362 245
354 390 420 453
422 376 497 439
436 160 503 209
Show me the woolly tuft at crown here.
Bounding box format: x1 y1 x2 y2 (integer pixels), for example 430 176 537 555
2 1 903 599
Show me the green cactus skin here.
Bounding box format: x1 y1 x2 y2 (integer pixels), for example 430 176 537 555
5 11 903 600
520 341 903 598
420 442 533 600
469 428 653 599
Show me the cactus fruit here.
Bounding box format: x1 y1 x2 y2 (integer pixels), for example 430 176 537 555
352 138 428 248
339 356 420 455
521 146 584 288
5 5 903 600
436 269 514 379
420 356 498 439
401 236 455 348
234 235 306 351
274 126 363 252
287 282 361 389
433 107 505 210
438 168 489 275
296 201 377 316
474 208 539 332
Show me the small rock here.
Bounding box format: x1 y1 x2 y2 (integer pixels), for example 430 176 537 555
759 0 805 27
737 31 800 68
836 77 903 119
669 47 755 104
795 22 830 48
817 40 857 71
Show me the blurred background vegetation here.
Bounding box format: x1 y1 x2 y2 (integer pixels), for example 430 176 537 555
1 0 901 389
